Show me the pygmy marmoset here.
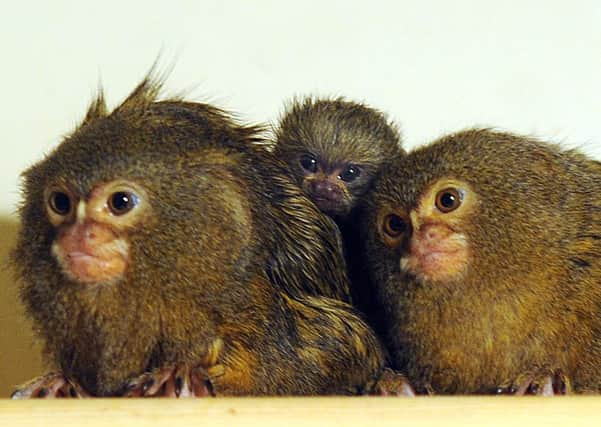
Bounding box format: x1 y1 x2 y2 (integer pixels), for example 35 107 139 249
11 74 389 398
362 129 601 394
273 97 404 332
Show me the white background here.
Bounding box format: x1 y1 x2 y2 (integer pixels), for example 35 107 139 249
1 0 600 216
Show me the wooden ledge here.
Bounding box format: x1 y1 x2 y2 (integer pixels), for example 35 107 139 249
2 396 601 427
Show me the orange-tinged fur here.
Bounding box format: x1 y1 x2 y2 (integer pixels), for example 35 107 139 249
12 73 386 397
363 129 601 394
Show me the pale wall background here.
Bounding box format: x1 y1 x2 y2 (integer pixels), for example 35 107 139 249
1 0 601 217
0 0 600 396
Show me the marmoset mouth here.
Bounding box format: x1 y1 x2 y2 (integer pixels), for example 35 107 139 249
312 197 348 214
53 239 129 285
401 232 469 283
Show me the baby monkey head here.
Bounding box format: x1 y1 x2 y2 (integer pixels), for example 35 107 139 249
296 152 363 217
274 97 402 219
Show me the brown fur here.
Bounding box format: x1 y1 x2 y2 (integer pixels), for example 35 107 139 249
12 74 384 396
362 129 601 394
273 96 403 219
273 97 404 333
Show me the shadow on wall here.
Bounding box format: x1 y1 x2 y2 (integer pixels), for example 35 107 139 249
0 216 44 397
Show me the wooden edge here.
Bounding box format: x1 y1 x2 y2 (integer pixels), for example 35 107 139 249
1 396 601 427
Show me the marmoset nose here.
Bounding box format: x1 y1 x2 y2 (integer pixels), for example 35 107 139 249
311 180 342 201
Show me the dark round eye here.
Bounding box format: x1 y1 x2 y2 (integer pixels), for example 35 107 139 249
108 191 139 216
383 214 407 238
435 188 461 213
339 165 361 183
299 154 318 173
49 191 72 216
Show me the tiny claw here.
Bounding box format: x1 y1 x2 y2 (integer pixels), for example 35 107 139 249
529 383 539 395
540 377 554 396
11 373 88 399
118 381 137 397
141 379 155 394
174 367 195 398
190 366 215 397
514 375 534 396
372 368 416 397
553 370 569 395
494 383 519 395
162 376 175 397
504 370 570 396
124 363 217 398
175 376 183 397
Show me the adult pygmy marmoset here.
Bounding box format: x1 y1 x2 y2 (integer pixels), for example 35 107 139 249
363 129 601 394
11 74 388 398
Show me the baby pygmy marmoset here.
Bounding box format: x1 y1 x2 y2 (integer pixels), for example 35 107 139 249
273 97 404 328
273 96 403 221
11 74 387 398
362 128 601 394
